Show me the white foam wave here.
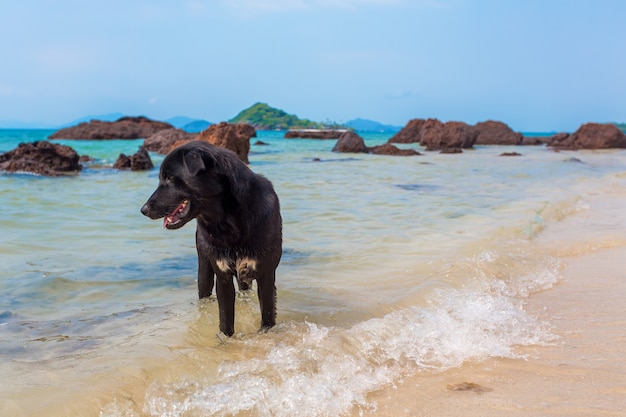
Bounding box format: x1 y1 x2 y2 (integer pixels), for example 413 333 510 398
140 282 556 417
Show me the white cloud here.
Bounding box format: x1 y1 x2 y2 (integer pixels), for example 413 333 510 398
222 0 405 14
29 47 99 73
384 89 414 100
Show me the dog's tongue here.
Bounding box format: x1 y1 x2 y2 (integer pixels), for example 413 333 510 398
163 200 187 228
163 216 175 228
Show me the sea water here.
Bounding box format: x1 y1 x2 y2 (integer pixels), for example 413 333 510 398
1 129 626 416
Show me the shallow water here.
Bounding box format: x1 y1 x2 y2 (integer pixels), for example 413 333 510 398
2 130 626 416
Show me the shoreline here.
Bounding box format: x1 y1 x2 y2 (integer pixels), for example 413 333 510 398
360 245 626 416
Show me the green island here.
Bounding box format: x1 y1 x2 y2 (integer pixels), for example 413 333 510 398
614 123 626 133
229 102 345 131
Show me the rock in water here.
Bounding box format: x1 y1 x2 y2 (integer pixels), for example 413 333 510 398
550 123 626 149
473 120 523 145
0 141 82 176
388 119 426 143
193 122 257 163
332 131 369 153
113 146 154 171
143 128 197 154
49 116 173 139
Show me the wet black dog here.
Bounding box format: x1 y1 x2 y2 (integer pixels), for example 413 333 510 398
141 141 282 336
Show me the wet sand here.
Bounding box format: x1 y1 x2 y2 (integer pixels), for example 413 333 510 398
363 246 626 416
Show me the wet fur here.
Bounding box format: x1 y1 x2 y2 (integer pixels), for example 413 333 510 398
141 141 282 336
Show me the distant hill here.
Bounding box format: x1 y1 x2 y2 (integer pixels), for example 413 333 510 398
344 118 402 133
166 116 197 128
61 112 125 128
166 116 212 132
229 102 344 130
183 120 212 132
614 123 626 133
0 120 58 129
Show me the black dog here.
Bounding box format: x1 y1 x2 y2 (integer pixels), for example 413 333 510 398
141 141 282 336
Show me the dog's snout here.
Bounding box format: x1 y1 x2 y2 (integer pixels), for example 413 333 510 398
140 202 151 217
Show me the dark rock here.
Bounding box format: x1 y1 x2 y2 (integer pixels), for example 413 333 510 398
421 120 477 151
49 116 173 140
193 122 257 163
550 132 570 144
473 120 523 145
254 140 269 146
550 123 626 149
114 146 153 171
285 130 346 139
500 152 522 156
114 154 130 169
332 131 369 153
143 128 197 154
439 148 464 154
0 141 82 176
522 136 552 146
369 143 421 156
388 119 426 143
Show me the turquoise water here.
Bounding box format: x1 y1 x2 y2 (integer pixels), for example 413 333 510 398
2 129 626 416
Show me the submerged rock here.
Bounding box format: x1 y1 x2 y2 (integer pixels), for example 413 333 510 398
522 136 553 146
439 148 464 154
369 143 421 156
0 141 82 176
285 130 346 139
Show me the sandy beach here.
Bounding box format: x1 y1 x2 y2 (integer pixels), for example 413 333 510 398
363 245 626 416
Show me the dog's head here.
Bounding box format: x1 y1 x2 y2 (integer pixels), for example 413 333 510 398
140 142 229 230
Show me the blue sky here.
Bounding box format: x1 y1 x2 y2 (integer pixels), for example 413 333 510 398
1 0 624 131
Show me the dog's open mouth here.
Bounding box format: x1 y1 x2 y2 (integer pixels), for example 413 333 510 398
163 199 190 229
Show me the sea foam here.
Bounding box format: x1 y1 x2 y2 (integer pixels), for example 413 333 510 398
139 259 558 417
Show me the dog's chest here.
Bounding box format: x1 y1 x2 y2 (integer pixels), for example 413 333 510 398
214 256 257 277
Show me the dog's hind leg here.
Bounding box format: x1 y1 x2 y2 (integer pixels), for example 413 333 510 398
257 271 277 331
216 273 236 336
196 228 215 299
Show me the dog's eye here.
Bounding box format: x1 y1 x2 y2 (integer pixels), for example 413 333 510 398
164 176 174 184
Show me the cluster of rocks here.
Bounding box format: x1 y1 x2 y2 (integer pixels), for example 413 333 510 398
143 122 257 163
387 118 626 152
113 147 154 171
387 119 523 152
2 114 625 176
0 116 261 176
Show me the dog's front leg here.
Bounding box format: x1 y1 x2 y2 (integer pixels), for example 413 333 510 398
257 270 277 331
196 228 214 299
216 273 236 336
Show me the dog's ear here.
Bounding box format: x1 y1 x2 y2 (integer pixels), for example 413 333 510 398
183 150 206 176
